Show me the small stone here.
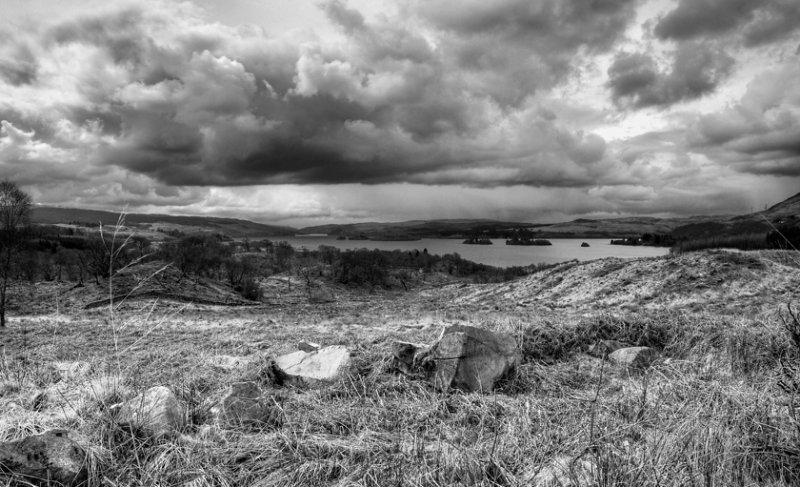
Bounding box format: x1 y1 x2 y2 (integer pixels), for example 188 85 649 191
587 339 629 359
608 347 659 368
0 429 88 486
524 454 596 486
117 386 184 437
297 340 321 352
391 341 429 375
210 381 283 429
275 345 351 381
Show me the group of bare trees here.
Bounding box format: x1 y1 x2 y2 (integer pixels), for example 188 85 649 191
0 181 31 327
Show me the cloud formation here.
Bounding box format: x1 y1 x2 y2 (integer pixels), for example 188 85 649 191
0 0 798 223
690 64 800 177
655 0 800 46
607 43 734 108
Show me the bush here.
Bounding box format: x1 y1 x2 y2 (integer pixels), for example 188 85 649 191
767 224 800 250
238 277 262 301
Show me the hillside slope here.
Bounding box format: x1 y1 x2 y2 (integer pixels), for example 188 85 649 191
31 206 295 237
454 250 800 313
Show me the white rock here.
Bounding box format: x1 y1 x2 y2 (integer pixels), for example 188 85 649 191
275 345 351 381
608 346 659 368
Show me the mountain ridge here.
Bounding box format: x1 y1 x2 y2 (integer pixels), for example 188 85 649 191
29 191 800 241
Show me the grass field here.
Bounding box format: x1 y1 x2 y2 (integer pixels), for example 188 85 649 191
2 250 800 486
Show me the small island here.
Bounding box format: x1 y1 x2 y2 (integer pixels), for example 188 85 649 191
463 237 493 245
581 242 590 247
505 228 552 246
506 237 552 246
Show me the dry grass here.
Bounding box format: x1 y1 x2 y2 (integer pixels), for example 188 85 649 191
2 302 800 486
2 249 800 485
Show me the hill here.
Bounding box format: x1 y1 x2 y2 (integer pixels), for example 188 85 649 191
452 249 800 313
530 215 717 238
299 219 544 239
671 192 800 240
29 191 800 242
30 206 296 237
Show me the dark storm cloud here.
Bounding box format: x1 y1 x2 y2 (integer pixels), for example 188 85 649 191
0 0 642 194
412 0 638 106
607 43 734 108
655 0 800 46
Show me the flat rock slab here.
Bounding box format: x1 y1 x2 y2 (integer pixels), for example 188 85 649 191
275 345 351 381
117 386 184 437
608 347 659 368
0 429 88 486
429 324 520 392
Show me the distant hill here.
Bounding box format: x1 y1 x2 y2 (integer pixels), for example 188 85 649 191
299 219 544 239
31 206 296 238
299 216 721 240
530 215 720 238
29 191 800 242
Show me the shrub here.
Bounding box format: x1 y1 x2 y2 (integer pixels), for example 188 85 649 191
238 276 262 301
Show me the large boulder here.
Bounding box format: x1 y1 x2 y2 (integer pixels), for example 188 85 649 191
0 430 88 486
117 386 184 437
275 345 351 381
427 325 520 392
210 381 283 429
608 347 659 368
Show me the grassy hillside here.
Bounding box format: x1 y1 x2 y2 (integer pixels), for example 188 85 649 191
2 249 800 485
454 249 800 314
31 206 296 237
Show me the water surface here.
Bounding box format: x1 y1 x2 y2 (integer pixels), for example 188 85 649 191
276 237 668 268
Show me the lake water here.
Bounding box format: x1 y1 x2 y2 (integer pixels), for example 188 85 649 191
276 237 669 268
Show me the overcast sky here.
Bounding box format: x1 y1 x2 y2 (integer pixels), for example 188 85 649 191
1 0 798 226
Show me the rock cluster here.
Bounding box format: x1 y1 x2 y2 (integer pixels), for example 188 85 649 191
0 322 665 484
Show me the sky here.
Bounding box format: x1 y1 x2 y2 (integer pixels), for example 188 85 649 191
1 0 799 227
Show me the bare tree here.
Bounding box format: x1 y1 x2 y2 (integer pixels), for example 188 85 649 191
0 181 32 327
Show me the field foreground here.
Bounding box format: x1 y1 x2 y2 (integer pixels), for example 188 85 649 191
2 250 800 486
